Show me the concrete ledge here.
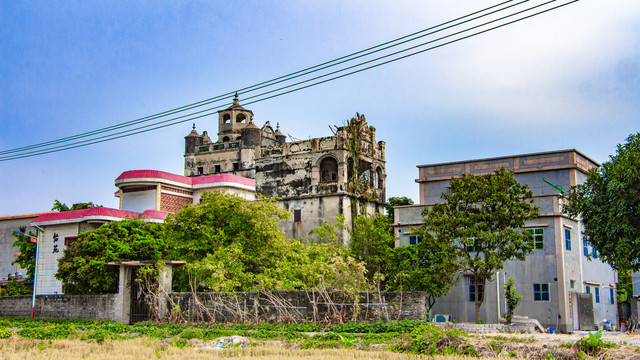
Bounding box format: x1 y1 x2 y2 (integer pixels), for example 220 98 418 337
433 322 536 334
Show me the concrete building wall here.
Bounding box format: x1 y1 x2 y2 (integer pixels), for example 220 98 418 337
121 189 156 213
0 214 43 281
36 223 79 295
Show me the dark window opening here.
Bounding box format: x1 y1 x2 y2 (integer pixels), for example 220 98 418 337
222 136 230 142
213 144 224 150
376 167 383 189
319 157 338 183
214 165 221 174
19 226 26 234
409 235 422 245
64 236 78 247
198 146 209 152
229 142 240 149
467 277 484 302
534 283 550 301
347 158 354 180
236 114 246 123
223 114 231 124
197 167 204 175
233 163 240 171
294 209 302 223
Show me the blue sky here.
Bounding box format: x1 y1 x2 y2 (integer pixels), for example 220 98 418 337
1 1 639 215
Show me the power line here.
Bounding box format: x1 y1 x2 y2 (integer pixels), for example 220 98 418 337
0 1 519 158
0 0 579 162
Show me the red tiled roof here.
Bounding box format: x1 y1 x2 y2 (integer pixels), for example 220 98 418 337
31 207 167 223
116 170 255 187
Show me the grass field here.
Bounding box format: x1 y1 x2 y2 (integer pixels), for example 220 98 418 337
1 317 638 359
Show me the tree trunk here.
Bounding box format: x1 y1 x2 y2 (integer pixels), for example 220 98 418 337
474 275 485 324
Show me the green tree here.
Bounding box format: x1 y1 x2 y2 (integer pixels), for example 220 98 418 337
503 277 522 324
387 232 459 316
386 196 414 224
51 200 100 212
349 213 395 286
165 191 291 292
55 219 166 294
420 168 539 323
11 231 37 281
565 133 640 271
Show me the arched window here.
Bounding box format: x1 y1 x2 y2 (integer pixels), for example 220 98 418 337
347 157 354 181
222 136 230 142
236 114 246 123
376 167 384 189
223 113 231 124
319 157 338 183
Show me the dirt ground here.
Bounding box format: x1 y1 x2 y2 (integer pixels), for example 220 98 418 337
463 331 640 359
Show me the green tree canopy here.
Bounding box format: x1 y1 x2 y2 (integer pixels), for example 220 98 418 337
565 133 640 271
165 191 292 292
51 200 100 212
420 168 539 323
349 213 395 286
387 232 459 315
55 219 166 294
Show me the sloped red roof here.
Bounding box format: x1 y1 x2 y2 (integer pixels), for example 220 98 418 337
116 170 255 187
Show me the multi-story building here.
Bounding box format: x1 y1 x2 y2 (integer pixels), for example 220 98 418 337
184 95 387 243
392 150 618 332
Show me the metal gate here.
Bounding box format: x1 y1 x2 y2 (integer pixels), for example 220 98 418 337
577 293 595 331
130 269 151 323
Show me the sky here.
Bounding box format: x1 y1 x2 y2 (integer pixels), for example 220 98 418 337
1 0 639 216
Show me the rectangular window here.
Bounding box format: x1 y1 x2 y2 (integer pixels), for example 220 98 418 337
586 286 591 294
233 163 240 171
409 235 423 245
466 277 484 302
229 142 240 149
583 238 589 256
64 236 78 247
197 167 203 175
213 144 224 150
595 287 600 303
565 229 571 251
293 209 301 223
214 165 221 174
198 146 209 152
527 228 544 250
533 283 550 301
610 288 615 305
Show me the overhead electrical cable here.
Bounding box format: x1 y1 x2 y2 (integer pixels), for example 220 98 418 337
0 0 579 162
0 0 519 157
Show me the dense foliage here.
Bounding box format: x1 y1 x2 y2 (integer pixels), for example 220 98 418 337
565 133 640 271
419 168 539 323
165 192 368 294
51 200 100 212
55 219 166 294
349 213 395 286
387 233 459 314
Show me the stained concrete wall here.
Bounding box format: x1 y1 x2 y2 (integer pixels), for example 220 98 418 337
0 294 119 321
170 291 426 323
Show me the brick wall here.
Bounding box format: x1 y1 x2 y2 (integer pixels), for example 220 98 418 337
160 193 192 213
